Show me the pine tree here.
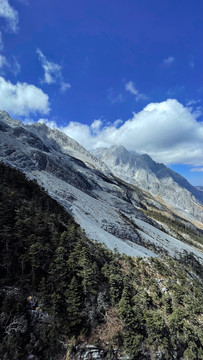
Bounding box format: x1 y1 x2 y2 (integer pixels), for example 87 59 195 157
65 276 82 334
118 286 143 358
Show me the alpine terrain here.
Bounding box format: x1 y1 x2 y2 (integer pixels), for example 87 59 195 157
92 145 203 224
0 110 203 359
0 110 203 261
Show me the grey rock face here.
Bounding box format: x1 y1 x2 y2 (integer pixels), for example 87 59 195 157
92 145 203 223
0 111 203 262
0 111 97 192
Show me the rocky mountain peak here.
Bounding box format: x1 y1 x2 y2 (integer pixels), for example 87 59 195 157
107 145 131 164
92 145 203 222
0 111 203 262
0 111 111 176
0 110 21 127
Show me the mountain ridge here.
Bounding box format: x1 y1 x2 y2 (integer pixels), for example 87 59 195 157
0 110 203 262
92 145 203 222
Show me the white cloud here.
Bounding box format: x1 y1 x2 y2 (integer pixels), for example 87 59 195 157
60 81 71 93
62 121 96 145
191 106 202 120
37 49 71 92
186 99 202 120
0 76 50 116
186 99 199 107
37 49 61 84
90 119 102 134
125 81 147 101
45 99 202 166
190 167 203 172
162 56 175 66
114 119 123 127
0 0 19 33
125 81 138 95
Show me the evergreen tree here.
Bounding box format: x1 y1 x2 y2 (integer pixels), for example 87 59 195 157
65 276 83 334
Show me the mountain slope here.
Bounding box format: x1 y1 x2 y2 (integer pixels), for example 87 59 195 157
0 111 110 176
92 145 203 223
1 162 203 360
0 111 203 262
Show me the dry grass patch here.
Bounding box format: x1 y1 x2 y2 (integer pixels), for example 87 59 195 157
88 307 123 347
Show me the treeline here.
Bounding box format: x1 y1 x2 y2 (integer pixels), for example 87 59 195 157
0 162 203 359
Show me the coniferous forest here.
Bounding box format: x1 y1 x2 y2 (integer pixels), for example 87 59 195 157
0 162 203 360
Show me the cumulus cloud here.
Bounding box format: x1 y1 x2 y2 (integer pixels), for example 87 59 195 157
114 119 123 127
90 119 103 134
37 49 71 92
0 0 19 33
125 81 147 101
186 99 203 120
162 56 175 66
42 99 203 166
0 76 50 116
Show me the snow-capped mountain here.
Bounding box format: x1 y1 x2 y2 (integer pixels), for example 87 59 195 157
92 145 203 223
0 111 203 262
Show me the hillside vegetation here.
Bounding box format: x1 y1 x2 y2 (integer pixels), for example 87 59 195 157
143 208 203 249
0 162 203 360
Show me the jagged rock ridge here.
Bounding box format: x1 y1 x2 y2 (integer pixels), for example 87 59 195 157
92 145 203 223
0 110 203 262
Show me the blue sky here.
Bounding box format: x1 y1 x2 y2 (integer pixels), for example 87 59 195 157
0 0 203 185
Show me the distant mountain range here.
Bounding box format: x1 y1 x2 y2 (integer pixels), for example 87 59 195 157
0 110 203 262
92 145 203 223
